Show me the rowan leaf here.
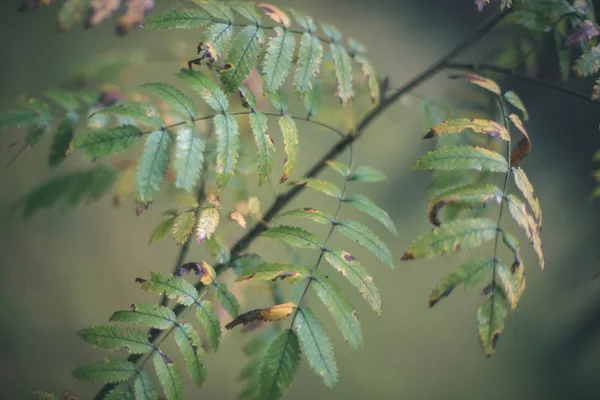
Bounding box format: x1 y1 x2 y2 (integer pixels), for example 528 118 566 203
105 383 135 400
174 323 206 387
153 351 183 400
138 272 198 306
574 44 600 76
226 302 296 330
259 329 301 400
95 103 164 128
336 220 393 267
236 263 311 284
414 145 509 173
293 307 338 387
506 194 544 269
508 114 532 167
261 225 321 249
249 111 274 186
313 276 363 351
214 282 240 318
450 72 501 95
512 167 542 227
277 208 334 225
349 165 387 182
77 324 154 354
172 211 195 244
0 110 39 131
563 20 599 48
173 126 205 192
427 184 503 226
149 216 177 244
194 0 233 21
326 160 350 177
503 91 529 120
195 300 221 351
256 3 290 26
495 260 525 312
205 234 231 264
429 256 495 307
142 82 197 119
263 27 296 93
49 112 78 167
72 359 138 384
196 208 219 243
68 125 141 159
214 113 240 186
230 2 262 23
290 8 316 31
178 69 229 112
202 23 235 61
143 9 212 29
110 303 177 330
134 371 157 400
178 261 216 285
325 248 382 315
477 285 508 357
355 55 379 104
343 194 397 236
401 218 498 260
135 130 172 204
330 43 354 103
425 118 510 141
294 178 341 198
303 78 323 117
221 25 265 93
294 32 323 94
279 115 299 183
46 89 80 111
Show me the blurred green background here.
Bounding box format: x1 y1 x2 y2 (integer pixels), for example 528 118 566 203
1 0 600 399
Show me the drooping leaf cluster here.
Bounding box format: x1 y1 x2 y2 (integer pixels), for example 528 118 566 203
403 73 543 357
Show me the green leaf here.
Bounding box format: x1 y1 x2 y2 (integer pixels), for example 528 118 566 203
354 55 379 104
293 307 338 387
477 285 508 357
172 211 196 244
279 115 299 183
110 303 177 330
230 2 262 23
138 272 199 306
177 69 229 112
69 125 141 159
401 218 498 260
149 216 176 244
195 300 221 351
427 184 503 226
263 27 296 92
15 165 117 218
249 111 274 186
236 263 311 284
337 220 393 267
72 359 138 384
143 9 212 29
134 371 158 400
0 110 39 131
95 103 164 128
294 32 323 94
153 352 183 400
506 194 544 269
429 256 495 307
202 23 235 61
325 249 382 315
295 178 341 198
503 91 528 120
511 167 542 227
321 23 341 42
214 113 240 186
173 126 205 192
326 160 350 177
259 329 301 400
574 44 600 76
105 383 135 400
142 82 197 119
554 19 571 82
330 43 354 103
194 0 234 21
277 208 334 225
206 234 231 264
313 276 363 351
45 89 80 111
57 0 90 31
261 225 321 249
343 194 397 236
214 282 240 318
175 323 207 387
18 96 51 115
77 324 153 354
290 8 316 31
221 25 265 93
349 165 386 182
49 112 78 167
135 130 172 204
414 145 509 172
303 78 323 117
425 118 510 141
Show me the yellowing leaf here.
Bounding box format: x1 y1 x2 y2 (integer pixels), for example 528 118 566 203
279 115 299 183
196 208 219 243
256 3 290 27
477 285 508 357
236 263 311 284
225 302 297 330
425 118 510 141
512 167 542 228
450 72 501 95
172 211 195 244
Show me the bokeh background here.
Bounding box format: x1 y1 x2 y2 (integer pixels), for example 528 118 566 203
1 0 600 399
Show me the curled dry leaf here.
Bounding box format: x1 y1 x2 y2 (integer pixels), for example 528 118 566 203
450 72 501 95
87 0 121 28
230 211 247 228
225 302 297 330
196 207 220 242
508 114 531 167
118 0 154 35
256 3 291 27
177 261 216 285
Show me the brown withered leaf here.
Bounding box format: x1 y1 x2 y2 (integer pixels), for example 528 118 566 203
177 261 216 285
206 190 221 206
450 72 501 95
230 211 247 228
563 20 599 48
256 3 290 27
225 302 296 330
18 0 55 11
508 114 532 166
87 0 121 28
117 0 154 35
425 118 510 141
